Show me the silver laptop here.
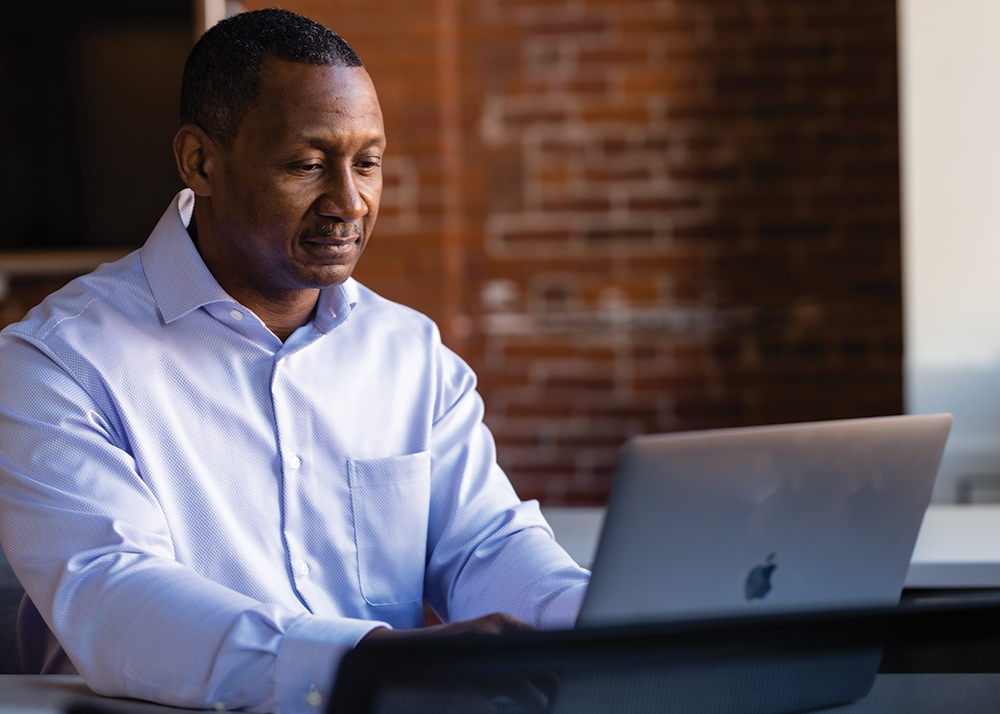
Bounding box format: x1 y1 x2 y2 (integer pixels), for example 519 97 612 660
577 414 953 628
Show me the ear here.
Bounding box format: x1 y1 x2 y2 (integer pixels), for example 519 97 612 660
174 123 218 197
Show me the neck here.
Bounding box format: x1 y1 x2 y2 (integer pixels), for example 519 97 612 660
189 209 320 342
246 292 319 342
214 273 320 342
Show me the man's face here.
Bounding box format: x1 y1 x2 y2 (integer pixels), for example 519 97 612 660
202 58 385 300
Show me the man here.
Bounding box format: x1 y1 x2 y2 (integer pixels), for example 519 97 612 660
0 9 589 713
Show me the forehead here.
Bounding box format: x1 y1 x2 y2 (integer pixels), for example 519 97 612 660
240 58 384 148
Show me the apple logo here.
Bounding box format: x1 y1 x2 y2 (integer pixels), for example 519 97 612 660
745 552 777 601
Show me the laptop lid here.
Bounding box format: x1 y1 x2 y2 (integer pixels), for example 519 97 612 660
577 414 952 628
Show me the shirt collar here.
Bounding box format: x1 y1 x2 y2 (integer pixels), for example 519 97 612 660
314 275 359 334
141 189 358 330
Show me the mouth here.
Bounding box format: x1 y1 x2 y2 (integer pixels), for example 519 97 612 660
300 225 363 258
302 235 360 247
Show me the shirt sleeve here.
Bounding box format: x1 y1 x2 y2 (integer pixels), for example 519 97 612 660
0 336 387 713
423 338 591 628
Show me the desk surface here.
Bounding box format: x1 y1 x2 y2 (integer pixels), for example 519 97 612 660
0 676 179 714
542 505 1000 588
907 505 1000 587
0 674 998 714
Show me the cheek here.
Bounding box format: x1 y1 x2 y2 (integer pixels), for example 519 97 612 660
366 187 383 218
222 182 269 230
241 190 306 236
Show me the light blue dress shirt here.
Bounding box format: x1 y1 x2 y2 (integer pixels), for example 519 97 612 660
0 190 589 713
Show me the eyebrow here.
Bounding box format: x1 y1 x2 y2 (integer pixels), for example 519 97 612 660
293 134 386 149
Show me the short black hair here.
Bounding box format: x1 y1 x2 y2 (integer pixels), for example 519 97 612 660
180 8 363 147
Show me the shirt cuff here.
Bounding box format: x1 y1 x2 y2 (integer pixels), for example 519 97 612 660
273 615 389 714
541 582 589 630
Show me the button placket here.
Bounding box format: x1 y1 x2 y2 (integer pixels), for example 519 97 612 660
272 355 312 609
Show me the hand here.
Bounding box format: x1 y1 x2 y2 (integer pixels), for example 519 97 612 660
357 614 554 713
361 612 535 642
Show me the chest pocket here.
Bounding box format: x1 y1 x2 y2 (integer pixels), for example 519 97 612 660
349 451 431 606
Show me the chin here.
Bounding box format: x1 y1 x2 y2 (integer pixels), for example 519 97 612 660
303 265 356 288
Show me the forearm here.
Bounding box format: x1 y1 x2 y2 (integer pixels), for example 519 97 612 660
443 512 590 628
5 523 386 713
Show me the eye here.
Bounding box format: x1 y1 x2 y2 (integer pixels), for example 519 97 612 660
355 157 381 172
287 159 324 175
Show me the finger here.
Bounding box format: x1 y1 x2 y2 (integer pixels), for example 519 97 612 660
475 612 536 633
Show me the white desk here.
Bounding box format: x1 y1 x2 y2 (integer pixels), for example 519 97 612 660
0 675 183 713
542 505 1000 588
907 505 1000 587
539 507 605 569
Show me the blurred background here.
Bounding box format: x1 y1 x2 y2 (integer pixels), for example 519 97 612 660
0 0 996 506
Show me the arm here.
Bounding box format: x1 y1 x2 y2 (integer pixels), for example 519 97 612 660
421 340 590 630
0 337 382 713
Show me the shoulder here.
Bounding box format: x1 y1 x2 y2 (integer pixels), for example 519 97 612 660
1 250 149 347
345 279 442 345
343 280 478 416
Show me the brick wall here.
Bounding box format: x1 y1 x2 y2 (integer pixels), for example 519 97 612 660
3 0 902 507
244 0 902 505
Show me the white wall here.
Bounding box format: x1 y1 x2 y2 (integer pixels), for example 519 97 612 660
900 0 1000 501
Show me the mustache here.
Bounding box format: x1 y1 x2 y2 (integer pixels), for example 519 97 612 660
309 222 363 240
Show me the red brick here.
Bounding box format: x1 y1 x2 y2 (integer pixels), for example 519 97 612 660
619 17 700 36
504 341 578 360
540 139 589 154
500 229 574 244
580 103 651 124
673 221 741 241
502 107 571 127
669 165 740 182
540 197 612 213
583 167 652 183
585 226 655 242
628 195 702 212
537 166 573 187
544 375 616 391
578 47 648 65
506 404 577 419
557 434 631 448
496 0 573 7
620 70 695 95
525 18 609 36
580 279 660 304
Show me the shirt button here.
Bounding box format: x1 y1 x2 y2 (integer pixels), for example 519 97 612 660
298 561 310 577
307 686 322 707
288 455 302 470
230 309 243 321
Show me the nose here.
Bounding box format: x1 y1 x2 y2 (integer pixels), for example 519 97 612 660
315 166 368 222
